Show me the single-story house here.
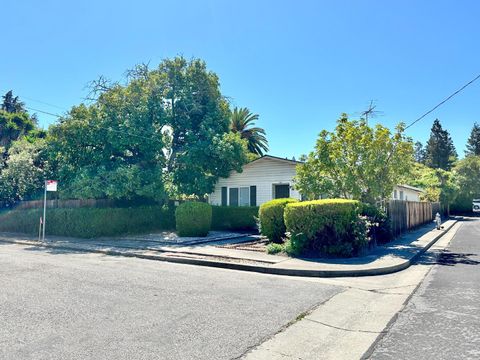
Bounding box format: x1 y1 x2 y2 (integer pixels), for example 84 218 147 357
392 184 424 202
208 155 425 206
208 155 302 206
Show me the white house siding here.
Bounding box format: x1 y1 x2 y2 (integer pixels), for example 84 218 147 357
208 157 301 206
392 185 422 202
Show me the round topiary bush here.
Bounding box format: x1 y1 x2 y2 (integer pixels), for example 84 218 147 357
175 202 212 237
259 198 298 242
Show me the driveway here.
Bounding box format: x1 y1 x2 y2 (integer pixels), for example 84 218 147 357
0 242 342 360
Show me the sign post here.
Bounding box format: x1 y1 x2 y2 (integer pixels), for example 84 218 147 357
42 180 58 242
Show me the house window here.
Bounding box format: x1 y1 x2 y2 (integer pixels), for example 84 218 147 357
393 190 398 199
239 187 250 206
274 184 290 199
400 190 404 200
229 187 250 206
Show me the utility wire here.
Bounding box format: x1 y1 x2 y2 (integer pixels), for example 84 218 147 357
405 73 480 130
0 88 69 112
23 106 163 143
26 106 63 118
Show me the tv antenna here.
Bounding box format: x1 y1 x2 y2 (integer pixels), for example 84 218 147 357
361 100 384 125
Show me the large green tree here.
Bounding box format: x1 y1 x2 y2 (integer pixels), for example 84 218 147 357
424 119 457 170
230 107 268 156
465 122 480 156
48 56 248 200
1 90 26 113
48 101 168 201
158 58 248 196
295 114 414 204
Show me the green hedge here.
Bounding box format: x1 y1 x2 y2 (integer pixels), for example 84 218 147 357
211 206 258 231
284 199 368 257
0 206 175 238
175 202 212 237
259 198 299 242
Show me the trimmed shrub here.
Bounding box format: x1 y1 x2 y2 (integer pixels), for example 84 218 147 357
175 202 212 237
266 242 284 255
259 198 299 242
0 206 175 238
284 199 368 257
211 206 259 231
360 203 392 244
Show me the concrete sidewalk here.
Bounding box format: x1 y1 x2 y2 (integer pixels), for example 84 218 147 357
0 219 457 277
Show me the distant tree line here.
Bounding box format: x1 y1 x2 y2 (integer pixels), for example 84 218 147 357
411 119 480 212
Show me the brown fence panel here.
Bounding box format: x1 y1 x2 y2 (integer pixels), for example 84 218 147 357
387 200 407 237
388 200 436 237
14 199 116 210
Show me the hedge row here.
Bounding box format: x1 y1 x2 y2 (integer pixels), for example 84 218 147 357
0 204 259 238
175 202 212 237
0 206 175 238
211 206 259 231
284 199 366 257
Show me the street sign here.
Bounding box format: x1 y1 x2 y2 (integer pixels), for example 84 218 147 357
42 180 58 241
46 180 58 192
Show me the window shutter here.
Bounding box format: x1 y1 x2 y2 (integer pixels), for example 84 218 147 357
250 186 257 206
229 188 239 206
221 187 227 206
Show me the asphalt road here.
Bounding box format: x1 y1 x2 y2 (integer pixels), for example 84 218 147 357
0 243 342 360
369 218 480 360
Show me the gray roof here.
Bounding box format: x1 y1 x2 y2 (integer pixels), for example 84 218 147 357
248 155 303 165
396 184 425 193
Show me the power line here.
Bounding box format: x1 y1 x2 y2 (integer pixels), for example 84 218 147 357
26 106 62 118
0 89 69 112
24 106 163 143
406 73 480 130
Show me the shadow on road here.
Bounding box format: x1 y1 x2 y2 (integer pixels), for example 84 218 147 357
418 249 480 266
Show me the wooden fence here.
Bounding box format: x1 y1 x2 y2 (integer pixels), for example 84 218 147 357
2 199 117 210
0 198 169 210
387 200 441 237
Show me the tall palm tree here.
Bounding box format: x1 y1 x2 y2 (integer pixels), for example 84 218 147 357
230 107 269 156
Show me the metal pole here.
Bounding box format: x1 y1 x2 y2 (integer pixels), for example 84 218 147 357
42 181 47 242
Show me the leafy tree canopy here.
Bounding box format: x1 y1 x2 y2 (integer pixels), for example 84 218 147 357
406 162 457 206
48 56 248 200
453 155 480 203
294 114 414 204
424 119 457 170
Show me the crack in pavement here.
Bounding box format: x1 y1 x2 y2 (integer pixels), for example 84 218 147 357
304 318 388 334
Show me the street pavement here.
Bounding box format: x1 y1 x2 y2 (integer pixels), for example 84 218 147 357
0 219 476 360
369 217 480 359
0 242 342 360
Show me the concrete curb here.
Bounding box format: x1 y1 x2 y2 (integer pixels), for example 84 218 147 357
0 220 457 278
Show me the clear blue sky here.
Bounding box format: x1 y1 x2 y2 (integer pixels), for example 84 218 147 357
2 0 479 158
